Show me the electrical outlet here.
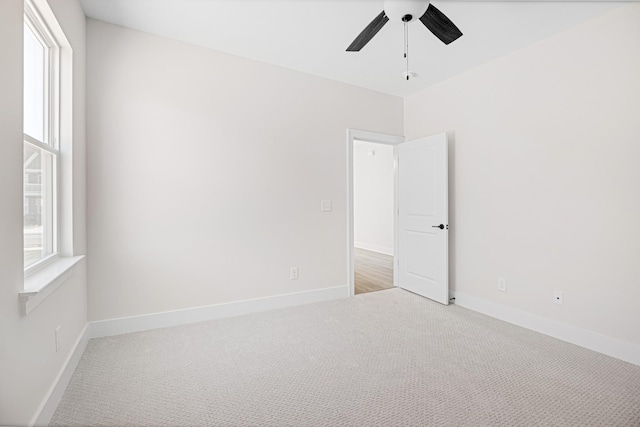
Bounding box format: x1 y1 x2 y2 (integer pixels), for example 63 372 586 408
290 267 299 280
553 291 563 305
497 277 507 292
55 326 61 352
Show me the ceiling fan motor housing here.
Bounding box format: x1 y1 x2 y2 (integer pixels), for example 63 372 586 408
384 0 429 23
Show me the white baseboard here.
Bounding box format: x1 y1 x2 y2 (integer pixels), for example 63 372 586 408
354 241 394 256
31 323 90 427
88 285 350 339
452 291 640 366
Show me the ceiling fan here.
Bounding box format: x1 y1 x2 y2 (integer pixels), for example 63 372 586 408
346 0 463 52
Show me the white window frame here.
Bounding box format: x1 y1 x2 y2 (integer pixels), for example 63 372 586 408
20 0 83 316
23 0 61 275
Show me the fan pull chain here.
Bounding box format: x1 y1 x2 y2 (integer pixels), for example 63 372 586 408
404 21 410 80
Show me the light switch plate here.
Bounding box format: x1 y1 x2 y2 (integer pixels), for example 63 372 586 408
321 200 332 212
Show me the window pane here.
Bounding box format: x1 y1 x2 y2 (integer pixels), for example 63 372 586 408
24 22 46 143
24 144 54 268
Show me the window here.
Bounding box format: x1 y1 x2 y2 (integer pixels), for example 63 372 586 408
23 1 60 270
20 0 82 315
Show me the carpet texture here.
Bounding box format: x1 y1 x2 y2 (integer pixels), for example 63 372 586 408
51 289 640 426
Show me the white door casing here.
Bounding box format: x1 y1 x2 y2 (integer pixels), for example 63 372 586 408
397 133 449 304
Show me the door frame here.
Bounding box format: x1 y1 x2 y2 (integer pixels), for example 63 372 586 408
347 129 405 297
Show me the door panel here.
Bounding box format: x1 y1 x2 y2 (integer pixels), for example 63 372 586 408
397 133 448 304
406 231 437 280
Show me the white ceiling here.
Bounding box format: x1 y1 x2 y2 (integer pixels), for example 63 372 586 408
79 0 625 97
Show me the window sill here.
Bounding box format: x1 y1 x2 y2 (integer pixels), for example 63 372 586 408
19 255 84 315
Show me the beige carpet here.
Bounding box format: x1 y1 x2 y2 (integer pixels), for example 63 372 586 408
51 289 640 426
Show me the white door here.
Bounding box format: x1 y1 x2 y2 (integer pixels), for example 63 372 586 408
396 133 448 304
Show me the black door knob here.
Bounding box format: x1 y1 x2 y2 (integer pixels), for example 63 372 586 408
432 224 445 230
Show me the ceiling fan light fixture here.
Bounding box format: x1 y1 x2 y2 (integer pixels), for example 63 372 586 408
383 0 429 24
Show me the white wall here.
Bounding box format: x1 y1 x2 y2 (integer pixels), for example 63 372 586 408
86 20 404 321
0 0 87 425
405 4 640 346
353 141 394 255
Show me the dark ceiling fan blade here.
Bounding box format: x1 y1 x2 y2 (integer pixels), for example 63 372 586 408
419 4 463 45
346 10 389 52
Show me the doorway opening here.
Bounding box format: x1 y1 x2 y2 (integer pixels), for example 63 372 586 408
347 129 404 297
353 140 395 294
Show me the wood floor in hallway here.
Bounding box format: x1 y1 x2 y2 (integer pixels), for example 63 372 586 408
354 247 394 295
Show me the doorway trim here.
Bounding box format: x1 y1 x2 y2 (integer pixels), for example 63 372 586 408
347 129 405 297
